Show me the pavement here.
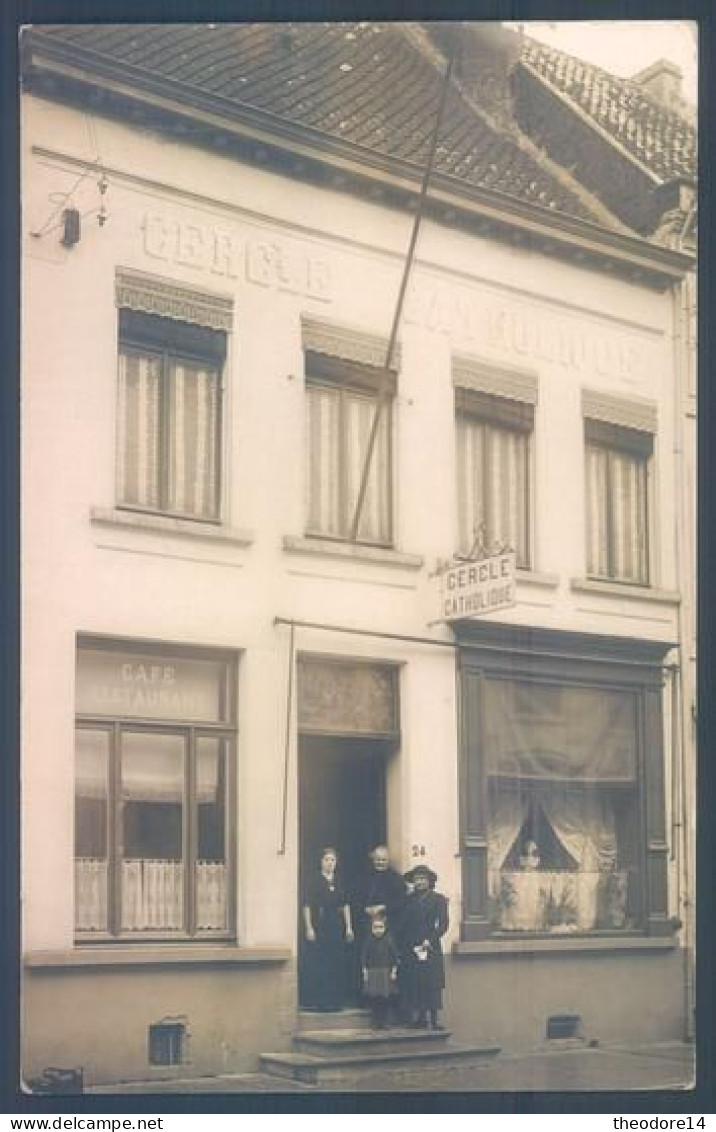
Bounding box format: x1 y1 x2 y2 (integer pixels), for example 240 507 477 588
86 1041 696 1096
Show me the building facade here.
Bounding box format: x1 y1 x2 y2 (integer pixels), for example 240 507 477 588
21 23 697 1086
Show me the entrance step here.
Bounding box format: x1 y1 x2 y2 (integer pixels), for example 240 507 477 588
296 1008 372 1033
294 1026 452 1058
259 1038 501 1087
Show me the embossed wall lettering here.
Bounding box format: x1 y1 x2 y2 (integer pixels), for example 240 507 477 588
141 212 332 302
404 281 652 382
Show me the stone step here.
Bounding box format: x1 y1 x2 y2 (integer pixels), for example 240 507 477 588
294 1027 452 1058
259 1042 501 1086
295 1008 372 1032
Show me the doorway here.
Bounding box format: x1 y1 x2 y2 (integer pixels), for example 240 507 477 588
298 735 390 1008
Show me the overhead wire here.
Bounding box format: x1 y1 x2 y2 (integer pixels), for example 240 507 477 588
348 35 458 541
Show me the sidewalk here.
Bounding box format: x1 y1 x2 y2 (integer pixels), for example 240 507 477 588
87 1041 695 1095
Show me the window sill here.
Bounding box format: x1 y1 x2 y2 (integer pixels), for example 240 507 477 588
452 935 677 958
570 578 680 604
91 507 254 548
517 569 560 589
24 945 291 970
283 535 423 570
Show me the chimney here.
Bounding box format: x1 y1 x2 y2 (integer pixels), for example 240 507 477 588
632 58 683 109
422 23 523 131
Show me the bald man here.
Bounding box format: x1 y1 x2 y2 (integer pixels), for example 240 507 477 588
358 845 407 937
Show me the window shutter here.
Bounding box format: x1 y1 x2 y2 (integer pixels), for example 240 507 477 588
582 389 656 452
119 309 226 364
455 386 534 431
584 418 653 457
453 355 537 424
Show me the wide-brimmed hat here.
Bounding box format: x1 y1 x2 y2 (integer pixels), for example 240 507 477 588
404 863 438 886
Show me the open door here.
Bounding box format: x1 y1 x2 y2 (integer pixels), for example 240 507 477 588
298 736 388 1008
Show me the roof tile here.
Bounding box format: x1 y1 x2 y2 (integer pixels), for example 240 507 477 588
521 38 696 183
29 22 598 224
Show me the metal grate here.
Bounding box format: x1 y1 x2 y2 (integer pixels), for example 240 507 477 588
148 1022 185 1066
546 1014 582 1040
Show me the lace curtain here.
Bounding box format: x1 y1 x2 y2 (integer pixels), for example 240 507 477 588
485 679 635 873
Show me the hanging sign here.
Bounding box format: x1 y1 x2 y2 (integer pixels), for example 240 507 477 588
437 550 517 622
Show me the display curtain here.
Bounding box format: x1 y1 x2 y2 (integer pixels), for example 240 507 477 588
485 679 635 873
484 679 637 782
487 789 530 878
539 789 617 871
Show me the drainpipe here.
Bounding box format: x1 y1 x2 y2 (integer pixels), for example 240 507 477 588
671 271 695 1041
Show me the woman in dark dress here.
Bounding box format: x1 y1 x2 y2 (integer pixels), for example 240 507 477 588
302 847 354 1011
401 864 449 1029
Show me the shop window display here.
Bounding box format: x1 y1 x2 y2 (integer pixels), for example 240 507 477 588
485 678 640 934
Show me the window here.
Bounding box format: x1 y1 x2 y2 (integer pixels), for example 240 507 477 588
148 1022 186 1066
585 419 651 585
484 679 641 933
74 642 236 939
458 625 671 943
117 309 225 522
456 388 532 567
581 386 657 588
305 351 394 546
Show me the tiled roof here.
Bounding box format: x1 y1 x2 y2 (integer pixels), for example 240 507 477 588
521 38 696 184
25 23 600 225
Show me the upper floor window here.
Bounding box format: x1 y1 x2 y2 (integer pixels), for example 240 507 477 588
74 640 237 940
115 270 233 524
585 415 653 586
455 386 533 568
303 321 397 548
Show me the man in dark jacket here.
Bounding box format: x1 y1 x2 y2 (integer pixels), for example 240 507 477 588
358 845 407 938
354 845 407 1015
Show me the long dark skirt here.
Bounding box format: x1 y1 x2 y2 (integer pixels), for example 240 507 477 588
401 952 444 1012
303 936 350 1011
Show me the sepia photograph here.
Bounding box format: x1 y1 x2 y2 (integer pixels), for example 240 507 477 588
18 15 699 1098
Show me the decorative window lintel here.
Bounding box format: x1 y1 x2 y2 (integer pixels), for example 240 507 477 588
115 268 233 332
301 316 400 372
452 355 538 405
582 389 657 434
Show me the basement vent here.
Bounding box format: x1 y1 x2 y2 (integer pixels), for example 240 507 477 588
546 1014 582 1040
148 1022 186 1066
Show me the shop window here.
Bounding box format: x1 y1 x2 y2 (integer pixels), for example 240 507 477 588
485 679 641 934
585 418 651 585
305 351 394 547
455 388 532 568
458 627 671 942
74 641 236 940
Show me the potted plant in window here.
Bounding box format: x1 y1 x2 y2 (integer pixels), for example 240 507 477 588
544 886 578 933
490 872 517 928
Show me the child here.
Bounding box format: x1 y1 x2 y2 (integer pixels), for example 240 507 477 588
361 916 399 1030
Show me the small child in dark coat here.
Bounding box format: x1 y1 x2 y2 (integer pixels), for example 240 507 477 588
361 916 399 1030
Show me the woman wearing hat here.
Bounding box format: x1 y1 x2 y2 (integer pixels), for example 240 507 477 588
401 863 449 1030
